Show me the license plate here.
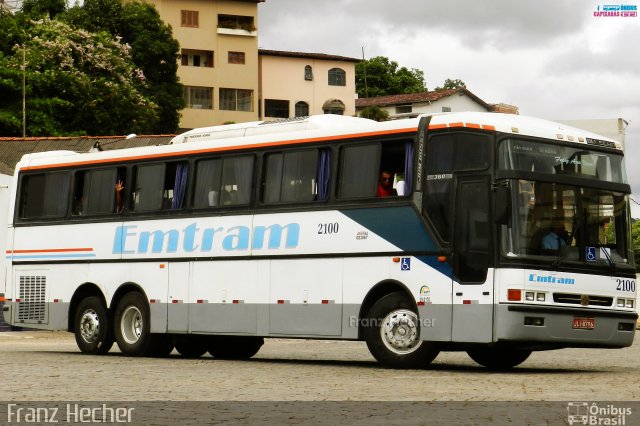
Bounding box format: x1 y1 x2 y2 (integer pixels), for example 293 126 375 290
573 317 595 329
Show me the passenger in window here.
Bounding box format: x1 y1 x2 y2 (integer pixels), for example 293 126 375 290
115 180 125 213
377 170 397 197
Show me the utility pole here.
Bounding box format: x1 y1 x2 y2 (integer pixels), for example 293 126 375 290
22 45 26 137
362 46 368 98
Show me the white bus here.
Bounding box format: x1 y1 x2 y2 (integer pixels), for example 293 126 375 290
1 112 637 369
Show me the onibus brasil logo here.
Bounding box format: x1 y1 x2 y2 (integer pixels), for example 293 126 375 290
567 402 633 425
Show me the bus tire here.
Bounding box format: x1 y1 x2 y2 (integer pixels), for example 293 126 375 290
467 347 532 370
364 291 439 369
208 336 264 360
74 296 114 355
114 292 155 356
174 335 208 358
148 334 174 358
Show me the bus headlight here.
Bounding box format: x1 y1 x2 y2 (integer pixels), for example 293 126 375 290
626 299 634 309
525 292 534 301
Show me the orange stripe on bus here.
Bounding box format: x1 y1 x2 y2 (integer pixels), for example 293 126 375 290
20 127 417 171
448 122 465 128
0 296 6 303
7 248 93 254
428 124 448 130
481 125 496 131
465 123 481 129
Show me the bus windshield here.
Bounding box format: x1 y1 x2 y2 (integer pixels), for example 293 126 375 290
499 139 627 184
500 180 633 267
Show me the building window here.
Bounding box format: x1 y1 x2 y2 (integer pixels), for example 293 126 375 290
218 14 255 32
323 99 345 115
328 68 346 86
295 101 309 117
442 106 452 112
181 10 199 28
183 86 213 109
265 99 289 118
181 50 214 68
304 65 313 81
396 105 412 114
228 51 245 64
220 88 253 111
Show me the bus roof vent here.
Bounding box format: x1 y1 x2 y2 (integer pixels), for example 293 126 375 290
170 115 373 145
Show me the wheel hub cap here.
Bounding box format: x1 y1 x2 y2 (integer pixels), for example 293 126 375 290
380 309 421 354
121 306 143 345
80 310 100 343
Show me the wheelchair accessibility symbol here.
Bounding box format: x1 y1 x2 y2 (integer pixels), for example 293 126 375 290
586 247 596 262
401 258 411 271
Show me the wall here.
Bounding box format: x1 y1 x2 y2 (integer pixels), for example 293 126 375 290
259 55 356 118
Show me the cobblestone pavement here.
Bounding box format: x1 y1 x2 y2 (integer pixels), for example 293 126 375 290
1 331 639 424
0 330 638 403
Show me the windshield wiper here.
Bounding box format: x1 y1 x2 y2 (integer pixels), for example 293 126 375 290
553 216 579 268
597 237 616 272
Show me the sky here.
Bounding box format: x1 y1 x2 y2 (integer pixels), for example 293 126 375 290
258 0 640 217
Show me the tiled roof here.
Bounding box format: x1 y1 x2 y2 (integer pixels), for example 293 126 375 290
355 87 491 110
259 49 360 63
0 135 174 175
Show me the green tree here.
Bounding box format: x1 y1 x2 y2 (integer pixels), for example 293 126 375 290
359 105 389 122
63 0 184 133
0 16 158 136
21 0 67 19
356 56 426 98
435 78 466 91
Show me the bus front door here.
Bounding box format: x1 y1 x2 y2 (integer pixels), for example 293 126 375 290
451 176 494 343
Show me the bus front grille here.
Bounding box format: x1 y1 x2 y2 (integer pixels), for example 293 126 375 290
553 293 613 307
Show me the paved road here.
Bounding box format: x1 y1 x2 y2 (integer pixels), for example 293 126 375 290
0 331 638 424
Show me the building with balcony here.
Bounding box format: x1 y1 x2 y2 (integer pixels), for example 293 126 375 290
145 0 263 129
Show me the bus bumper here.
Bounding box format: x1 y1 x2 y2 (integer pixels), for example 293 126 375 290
495 304 637 349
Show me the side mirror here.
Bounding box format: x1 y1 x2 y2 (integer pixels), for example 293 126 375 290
494 185 511 225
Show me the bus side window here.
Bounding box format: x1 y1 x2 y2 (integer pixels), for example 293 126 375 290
263 150 320 203
193 155 254 208
338 144 380 198
423 133 490 242
132 164 164 211
220 156 253 205
72 168 121 216
19 172 71 220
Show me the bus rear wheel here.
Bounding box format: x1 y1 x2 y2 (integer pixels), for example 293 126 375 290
74 296 114 355
114 291 160 357
174 335 209 358
467 347 532 370
208 336 264 359
364 292 439 369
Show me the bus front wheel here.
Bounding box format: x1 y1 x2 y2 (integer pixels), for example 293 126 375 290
74 296 114 355
467 347 532 370
364 292 439 369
